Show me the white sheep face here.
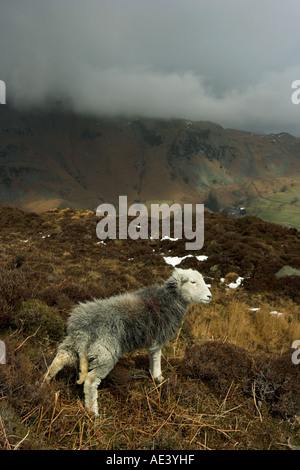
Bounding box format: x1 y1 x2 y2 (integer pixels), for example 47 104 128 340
174 268 212 304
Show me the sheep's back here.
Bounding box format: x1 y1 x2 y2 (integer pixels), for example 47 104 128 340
66 284 185 352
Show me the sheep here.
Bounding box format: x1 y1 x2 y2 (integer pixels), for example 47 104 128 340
44 268 212 416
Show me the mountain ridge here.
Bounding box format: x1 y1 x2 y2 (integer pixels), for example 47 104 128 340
0 105 300 227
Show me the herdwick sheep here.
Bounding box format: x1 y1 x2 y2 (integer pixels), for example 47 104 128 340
44 268 212 416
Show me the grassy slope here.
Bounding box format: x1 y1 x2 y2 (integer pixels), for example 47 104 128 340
246 177 300 229
0 207 300 450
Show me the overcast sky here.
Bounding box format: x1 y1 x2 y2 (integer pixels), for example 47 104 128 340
1 0 300 135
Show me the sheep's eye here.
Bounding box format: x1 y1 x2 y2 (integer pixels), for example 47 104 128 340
190 281 196 284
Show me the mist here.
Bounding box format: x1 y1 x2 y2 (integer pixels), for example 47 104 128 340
1 0 300 135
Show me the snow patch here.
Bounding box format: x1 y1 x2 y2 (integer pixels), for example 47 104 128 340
269 310 284 317
227 277 244 289
195 255 208 261
163 254 208 267
161 235 179 242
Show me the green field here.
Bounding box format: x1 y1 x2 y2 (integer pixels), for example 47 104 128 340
247 186 300 229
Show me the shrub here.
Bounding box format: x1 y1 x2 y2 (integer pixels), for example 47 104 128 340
182 341 300 419
182 341 254 396
254 351 300 418
12 300 64 341
0 265 29 329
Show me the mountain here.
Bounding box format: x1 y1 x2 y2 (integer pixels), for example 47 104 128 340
0 104 300 227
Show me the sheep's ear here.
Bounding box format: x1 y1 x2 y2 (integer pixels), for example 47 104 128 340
180 275 189 283
167 269 182 286
171 269 181 282
174 269 188 283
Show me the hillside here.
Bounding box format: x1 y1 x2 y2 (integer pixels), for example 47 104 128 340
0 207 300 450
0 105 300 228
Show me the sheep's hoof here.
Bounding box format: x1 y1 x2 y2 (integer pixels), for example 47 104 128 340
85 406 100 419
154 374 165 384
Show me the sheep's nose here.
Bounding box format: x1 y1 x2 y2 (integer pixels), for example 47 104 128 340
206 294 212 300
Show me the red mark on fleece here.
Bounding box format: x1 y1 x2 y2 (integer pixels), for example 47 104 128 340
146 296 162 315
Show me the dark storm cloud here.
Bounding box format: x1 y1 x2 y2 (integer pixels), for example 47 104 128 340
1 0 300 134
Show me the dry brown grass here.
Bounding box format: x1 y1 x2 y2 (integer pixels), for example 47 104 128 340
188 293 300 354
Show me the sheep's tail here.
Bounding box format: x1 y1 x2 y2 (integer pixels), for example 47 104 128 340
76 348 89 384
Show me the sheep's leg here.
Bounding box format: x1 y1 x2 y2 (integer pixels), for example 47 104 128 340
84 350 116 416
44 349 77 383
83 369 102 416
148 346 164 383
